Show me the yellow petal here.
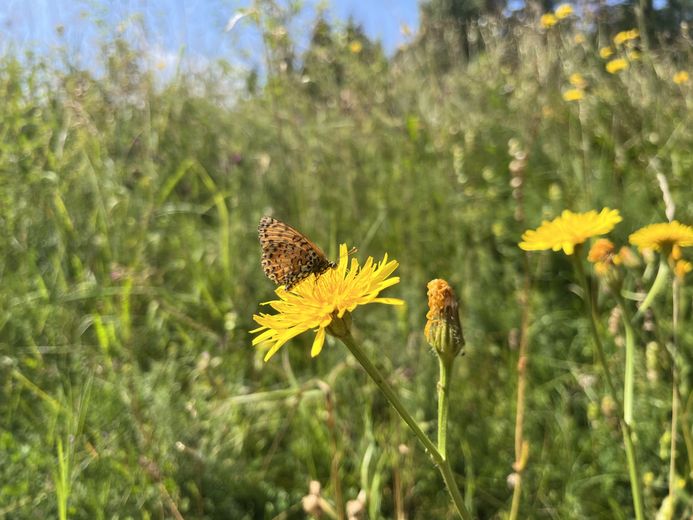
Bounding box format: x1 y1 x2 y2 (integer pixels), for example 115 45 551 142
311 328 326 357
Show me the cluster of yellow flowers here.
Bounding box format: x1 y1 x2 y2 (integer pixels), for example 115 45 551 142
540 3 574 28
562 72 588 102
599 29 640 74
519 208 693 279
252 203 693 362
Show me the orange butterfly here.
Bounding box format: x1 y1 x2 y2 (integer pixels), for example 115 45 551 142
258 216 336 290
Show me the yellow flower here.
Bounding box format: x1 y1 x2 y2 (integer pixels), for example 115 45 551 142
674 260 692 280
628 221 693 253
425 279 465 360
252 244 403 361
614 29 639 46
519 208 622 255
555 4 574 19
673 71 690 85
569 73 587 88
349 40 363 54
599 46 614 59
574 33 586 44
606 58 629 74
540 13 558 28
588 238 622 275
563 88 585 101
627 50 641 61
588 238 617 262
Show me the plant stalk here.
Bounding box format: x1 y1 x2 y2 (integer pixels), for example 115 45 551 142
667 274 680 513
572 252 645 520
438 356 453 457
339 332 472 520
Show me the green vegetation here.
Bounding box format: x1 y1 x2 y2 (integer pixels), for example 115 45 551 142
1 2 692 518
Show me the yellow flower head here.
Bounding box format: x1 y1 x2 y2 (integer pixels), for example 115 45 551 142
588 238 622 275
673 71 689 85
425 279 465 360
675 260 692 280
563 88 585 101
599 46 614 59
606 58 629 74
574 33 586 44
519 208 622 255
555 4 574 19
540 13 558 28
588 238 617 262
569 73 587 88
349 40 363 54
252 244 403 361
613 29 639 46
628 221 693 254
627 50 641 61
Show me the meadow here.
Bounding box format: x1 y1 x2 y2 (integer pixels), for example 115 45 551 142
1 3 692 519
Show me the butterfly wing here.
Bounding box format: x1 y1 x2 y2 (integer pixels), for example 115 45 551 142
258 216 335 289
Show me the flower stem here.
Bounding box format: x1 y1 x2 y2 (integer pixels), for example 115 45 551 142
614 292 636 426
634 255 670 320
437 356 453 457
509 265 532 520
572 253 645 520
667 274 681 512
339 332 472 520
572 253 619 402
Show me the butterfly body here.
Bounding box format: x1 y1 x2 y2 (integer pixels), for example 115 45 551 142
258 216 336 290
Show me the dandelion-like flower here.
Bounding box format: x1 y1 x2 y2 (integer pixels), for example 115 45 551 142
252 244 403 361
588 238 622 276
599 47 614 59
628 221 693 254
563 88 585 101
349 41 363 54
674 260 692 280
519 208 622 255
606 58 629 74
555 4 574 19
613 29 639 46
540 13 557 28
673 71 689 85
569 73 587 89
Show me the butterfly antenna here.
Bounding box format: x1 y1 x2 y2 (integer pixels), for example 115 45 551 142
340 246 358 259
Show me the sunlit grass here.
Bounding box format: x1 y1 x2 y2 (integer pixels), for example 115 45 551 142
1 4 692 518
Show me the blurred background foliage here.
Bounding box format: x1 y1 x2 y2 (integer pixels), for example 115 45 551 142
1 0 692 518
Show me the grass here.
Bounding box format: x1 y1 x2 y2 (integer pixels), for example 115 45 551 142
1 4 692 518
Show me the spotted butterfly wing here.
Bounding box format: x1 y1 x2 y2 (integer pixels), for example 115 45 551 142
258 216 336 290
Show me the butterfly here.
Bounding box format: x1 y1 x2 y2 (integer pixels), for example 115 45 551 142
258 216 336 290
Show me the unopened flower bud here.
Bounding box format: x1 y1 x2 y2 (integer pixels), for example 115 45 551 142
424 279 465 361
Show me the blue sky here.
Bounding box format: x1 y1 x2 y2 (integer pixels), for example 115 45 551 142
0 1 420 71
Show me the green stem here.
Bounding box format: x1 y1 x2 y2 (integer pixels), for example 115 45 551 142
634 255 670 320
614 292 636 426
339 332 472 520
572 253 645 520
572 254 620 404
438 356 453 458
668 275 680 513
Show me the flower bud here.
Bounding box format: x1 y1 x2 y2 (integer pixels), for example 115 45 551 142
424 279 465 361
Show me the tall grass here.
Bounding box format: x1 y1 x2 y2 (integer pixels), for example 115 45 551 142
1 4 692 518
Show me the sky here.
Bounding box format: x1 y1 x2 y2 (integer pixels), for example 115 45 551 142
0 1 420 72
